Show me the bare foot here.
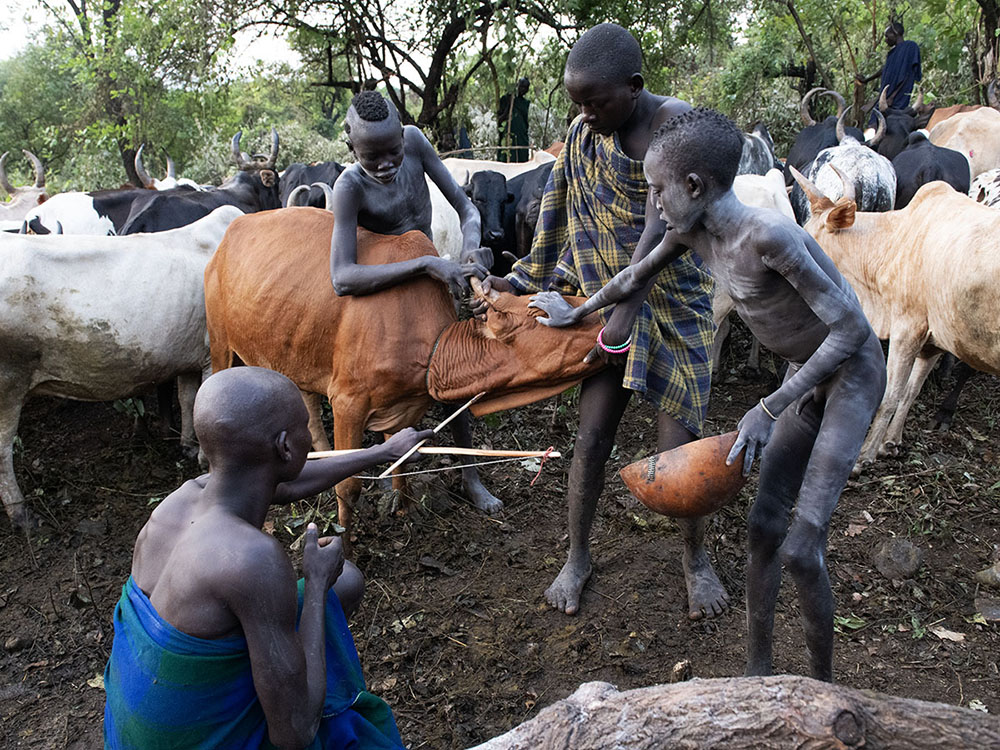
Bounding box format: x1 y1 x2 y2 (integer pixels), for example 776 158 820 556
683 547 729 620
462 476 503 514
544 557 592 615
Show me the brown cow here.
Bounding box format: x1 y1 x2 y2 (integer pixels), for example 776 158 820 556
204 207 602 535
792 168 1000 474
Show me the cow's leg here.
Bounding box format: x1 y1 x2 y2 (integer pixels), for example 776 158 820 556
932 361 976 431
854 328 923 475
0 375 33 529
881 350 942 454
746 336 762 372
302 391 332 451
711 315 731 377
176 373 201 460
446 410 502 513
332 404 366 546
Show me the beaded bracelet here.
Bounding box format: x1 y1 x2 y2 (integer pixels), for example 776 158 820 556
597 327 632 354
759 398 778 421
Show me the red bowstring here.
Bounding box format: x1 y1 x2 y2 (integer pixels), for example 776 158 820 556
529 446 555 487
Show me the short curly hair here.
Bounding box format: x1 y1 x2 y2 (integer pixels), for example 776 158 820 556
649 108 743 190
565 23 642 84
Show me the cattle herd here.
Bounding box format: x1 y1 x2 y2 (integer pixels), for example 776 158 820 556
0 86 999 531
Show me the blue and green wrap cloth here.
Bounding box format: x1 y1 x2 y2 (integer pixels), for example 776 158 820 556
103 576 403 749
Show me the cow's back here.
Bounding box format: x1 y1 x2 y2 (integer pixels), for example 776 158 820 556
205 207 457 427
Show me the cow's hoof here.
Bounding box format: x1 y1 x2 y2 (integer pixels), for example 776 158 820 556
880 442 901 457
931 414 953 432
9 505 40 532
850 459 871 478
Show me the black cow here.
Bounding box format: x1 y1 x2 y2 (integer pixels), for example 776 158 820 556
280 160 346 207
873 87 932 161
120 130 281 234
891 131 970 208
737 123 777 175
464 169 512 249
784 88 864 185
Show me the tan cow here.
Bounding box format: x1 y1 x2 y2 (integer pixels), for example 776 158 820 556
791 167 1000 474
204 207 602 535
929 107 1000 181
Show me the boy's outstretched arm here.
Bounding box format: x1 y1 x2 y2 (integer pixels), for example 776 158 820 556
418 130 492 272
329 174 477 298
274 428 434 504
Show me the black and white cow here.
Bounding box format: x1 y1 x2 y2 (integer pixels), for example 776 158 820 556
891 131 970 208
790 107 895 224
737 123 777 175
280 160 346 207
784 88 865 186
120 130 281 234
970 168 1000 208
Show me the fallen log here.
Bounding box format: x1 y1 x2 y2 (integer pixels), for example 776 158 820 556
469 676 1000 749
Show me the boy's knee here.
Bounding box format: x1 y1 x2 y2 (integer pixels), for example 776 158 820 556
780 522 827 579
334 560 365 619
747 504 786 550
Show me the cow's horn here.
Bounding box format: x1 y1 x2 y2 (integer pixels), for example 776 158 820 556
800 87 824 126
23 150 44 188
879 85 890 112
285 184 309 207
988 79 1000 110
829 163 855 204
914 91 924 110
313 182 336 212
788 165 824 206
166 154 176 179
823 89 847 118
266 127 279 169
135 144 155 188
867 108 886 147
0 152 15 195
835 105 852 143
231 132 248 169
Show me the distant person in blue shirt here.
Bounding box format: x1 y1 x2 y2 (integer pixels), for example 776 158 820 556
857 20 922 113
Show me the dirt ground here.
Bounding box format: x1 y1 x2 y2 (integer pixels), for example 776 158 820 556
2 332 999 749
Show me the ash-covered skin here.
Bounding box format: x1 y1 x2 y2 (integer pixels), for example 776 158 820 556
476 23 729 621
530 108 886 681
126 367 431 747
329 91 490 300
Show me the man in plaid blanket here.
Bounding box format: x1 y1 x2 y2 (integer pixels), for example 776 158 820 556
478 23 728 620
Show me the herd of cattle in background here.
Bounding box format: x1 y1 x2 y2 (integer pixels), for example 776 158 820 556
0 83 999 531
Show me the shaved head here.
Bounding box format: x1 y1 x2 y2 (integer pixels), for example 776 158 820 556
194 367 307 466
566 23 643 84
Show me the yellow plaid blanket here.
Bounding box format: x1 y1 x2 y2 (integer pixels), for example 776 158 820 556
507 117 715 435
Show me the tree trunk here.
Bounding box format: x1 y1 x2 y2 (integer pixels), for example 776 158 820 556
469 676 1000 749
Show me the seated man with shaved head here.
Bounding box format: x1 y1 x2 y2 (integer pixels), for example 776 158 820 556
103 367 431 749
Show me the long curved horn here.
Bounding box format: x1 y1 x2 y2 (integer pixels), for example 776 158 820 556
266 127 279 169
165 154 176 179
879 85 890 112
312 181 336 212
828 163 856 204
789 165 825 206
800 87 824 126
822 89 847 118
913 91 924 110
231 132 248 169
23 150 44 188
134 144 155 188
285 184 309 207
0 152 15 195
866 108 886 147
835 105 852 143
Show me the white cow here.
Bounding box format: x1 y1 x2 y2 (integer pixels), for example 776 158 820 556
0 205 243 528
930 107 1000 182
134 145 203 191
0 150 46 224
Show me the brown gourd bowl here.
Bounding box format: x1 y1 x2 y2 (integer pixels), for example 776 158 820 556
619 431 748 518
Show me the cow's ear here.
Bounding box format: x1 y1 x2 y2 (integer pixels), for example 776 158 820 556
506 192 515 203
825 197 856 231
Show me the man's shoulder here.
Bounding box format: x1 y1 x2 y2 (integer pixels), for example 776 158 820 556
652 96 693 127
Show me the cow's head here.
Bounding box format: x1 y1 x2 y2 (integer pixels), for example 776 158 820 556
0 150 47 209
231 128 280 188
463 170 513 244
135 145 182 190
789 164 856 233
800 88 845 127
